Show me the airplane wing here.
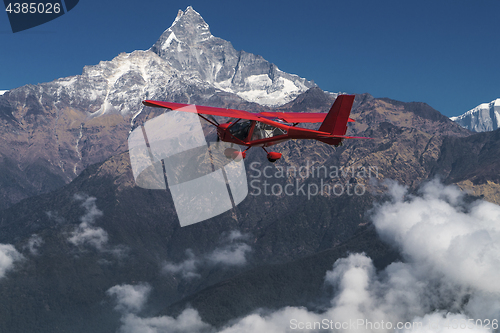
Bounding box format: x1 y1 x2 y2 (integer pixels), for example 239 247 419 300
143 100 263 121
143 100 355 124
259 112 355 123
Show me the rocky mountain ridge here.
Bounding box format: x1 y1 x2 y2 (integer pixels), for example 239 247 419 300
0 6 315 210
150 6 315 107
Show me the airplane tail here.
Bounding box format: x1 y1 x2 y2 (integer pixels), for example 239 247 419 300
318 94 355 135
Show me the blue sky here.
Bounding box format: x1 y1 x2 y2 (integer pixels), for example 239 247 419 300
1 0 499 117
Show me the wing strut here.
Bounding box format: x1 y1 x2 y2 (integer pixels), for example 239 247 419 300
197 114 219 127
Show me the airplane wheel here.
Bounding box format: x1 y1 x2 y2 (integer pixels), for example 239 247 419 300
266 152 282 163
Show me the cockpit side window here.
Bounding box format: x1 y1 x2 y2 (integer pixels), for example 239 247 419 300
251 122 287 140
229 120 252 141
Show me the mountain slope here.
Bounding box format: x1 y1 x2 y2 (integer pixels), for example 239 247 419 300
430 128 500 204
0 6 314 210
0 88 488 332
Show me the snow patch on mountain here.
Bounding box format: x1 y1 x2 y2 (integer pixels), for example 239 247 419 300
450 98 500 132
232 75 309 106
161 31 179 51
0 90 7 95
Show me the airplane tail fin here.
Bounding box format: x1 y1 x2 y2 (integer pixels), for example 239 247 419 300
318 94 355 135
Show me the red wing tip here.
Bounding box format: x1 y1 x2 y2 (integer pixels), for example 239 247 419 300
142 100 161 107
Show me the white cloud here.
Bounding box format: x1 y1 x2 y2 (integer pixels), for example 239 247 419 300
324 253 385 328
25 234 43 255
68 194 108 250
162 230 252 279
118 309 213 333
0 244 23 279
372 178 500 294
68 225 109 250
162 249 200 279
107 283 151 314
107 283 213 333
45 211 65 224
67 194 128 256
106 244 130 259
218 308 313 333
227 230 249 242
75 193 104 224
207 243 252 266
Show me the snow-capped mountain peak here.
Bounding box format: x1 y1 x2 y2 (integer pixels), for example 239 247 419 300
2 5 316 134
450 98 500 132
152 5 213 53
149 6 315 106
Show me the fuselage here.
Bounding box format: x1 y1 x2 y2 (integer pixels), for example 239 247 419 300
217 118 343 148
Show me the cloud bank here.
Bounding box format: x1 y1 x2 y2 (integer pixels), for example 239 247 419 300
373 179 500 295
110 180 500 332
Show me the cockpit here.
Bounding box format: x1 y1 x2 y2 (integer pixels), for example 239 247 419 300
228 120 287 142
228 120 252 140
251 121 287 140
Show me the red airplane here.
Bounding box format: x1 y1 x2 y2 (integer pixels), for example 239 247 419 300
142 94 370 162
